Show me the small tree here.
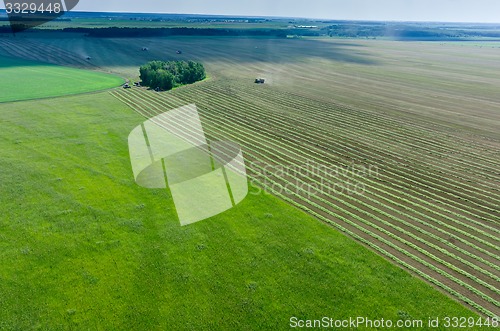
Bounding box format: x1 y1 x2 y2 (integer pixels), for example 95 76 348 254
157 70 175 91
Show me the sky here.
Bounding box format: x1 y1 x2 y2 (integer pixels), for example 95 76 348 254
1 0 499 23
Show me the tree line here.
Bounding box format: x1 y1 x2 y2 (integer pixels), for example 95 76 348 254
62 27 289 38
139 60 206 91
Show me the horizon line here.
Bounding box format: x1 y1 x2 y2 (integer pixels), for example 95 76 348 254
0 9 500 25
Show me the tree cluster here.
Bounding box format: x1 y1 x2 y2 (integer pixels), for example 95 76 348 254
139 60 206 91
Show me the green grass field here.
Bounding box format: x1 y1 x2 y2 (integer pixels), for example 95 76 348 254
0 92 485 330
0 56 123 103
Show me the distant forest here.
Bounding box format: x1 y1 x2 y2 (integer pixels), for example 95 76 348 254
0 26 315 38
62 27 292 38
323 23 500 40
1 22 500 41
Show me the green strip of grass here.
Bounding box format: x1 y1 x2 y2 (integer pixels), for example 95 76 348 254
0 56 123 103
0 92 489 330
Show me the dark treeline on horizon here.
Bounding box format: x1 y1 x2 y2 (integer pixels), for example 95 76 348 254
62 27 293 38
1 21 500 40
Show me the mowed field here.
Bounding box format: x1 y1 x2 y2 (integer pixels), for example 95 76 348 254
0 58 483 331
0 55 123 103
0 32 499 324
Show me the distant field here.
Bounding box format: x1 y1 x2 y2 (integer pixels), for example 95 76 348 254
0 19 297 30
43 18 295 30
0 32 499 323
0 55 123 103
0 92 480 329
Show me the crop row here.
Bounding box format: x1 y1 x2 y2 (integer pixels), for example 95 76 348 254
226 80 500 181
254 67 500 169
191 83 500 221
151 85 500 233
116 89 500 258
197 82 500 203
112 89 500 316
124 89 497 264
